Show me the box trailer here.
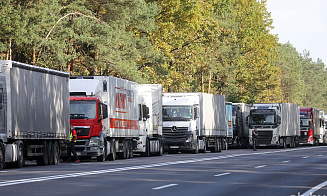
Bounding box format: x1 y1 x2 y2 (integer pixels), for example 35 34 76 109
162 93 226 153
0 60 69 169
299 107 320 145
247 103 299 148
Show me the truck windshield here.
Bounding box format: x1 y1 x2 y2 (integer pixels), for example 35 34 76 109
249 114 275 125
70 100 97 119
162 106 192 121
300 118 311 127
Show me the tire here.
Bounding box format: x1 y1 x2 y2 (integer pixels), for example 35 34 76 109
218 139 222 153
126 140 131 159
97 140 107 162
192 142 199 154
141 139 150 157
53 141 60 165
48 141 54 165
0 142 4 170
157 141 163 156
108 141 116 161
37 141 49 166
14 141 24 168
211 138 218 153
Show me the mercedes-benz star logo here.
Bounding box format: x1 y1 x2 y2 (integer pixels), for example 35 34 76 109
171 126 177 132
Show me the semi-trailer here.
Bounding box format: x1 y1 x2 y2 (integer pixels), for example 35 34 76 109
162 93 226 153
224 102 233 150
0 60 69 169
247 103 299 148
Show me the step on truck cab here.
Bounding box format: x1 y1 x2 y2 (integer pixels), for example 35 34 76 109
69 76 140 161
133 84 163 156
247 103 299 148
0 60 69 169
162 93 226 154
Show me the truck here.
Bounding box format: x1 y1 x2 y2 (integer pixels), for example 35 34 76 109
247 103 299 148
299 107 319 145
318 111 325 145
0 60 69 169
224 102 233 150
229 103 251 148
132 84 163 156
69 76 143 161
162 93 226 154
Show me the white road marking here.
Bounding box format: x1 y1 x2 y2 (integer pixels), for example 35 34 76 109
317 155 322 157
301 180 327 196
153 184 178 190
255 165 267 169
0 146 325 187
214 173 231 177
302 156 309 159
283 160 291 163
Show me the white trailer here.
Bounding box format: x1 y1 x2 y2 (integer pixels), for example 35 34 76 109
70 76 142 161
0 60 69 169
133 84 163 156
162 93 226 153
247 103 299 148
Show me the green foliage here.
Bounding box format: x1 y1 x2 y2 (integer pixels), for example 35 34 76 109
0 0 326 109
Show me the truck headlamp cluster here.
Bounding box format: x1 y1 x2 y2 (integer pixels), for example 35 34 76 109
89 138 100 146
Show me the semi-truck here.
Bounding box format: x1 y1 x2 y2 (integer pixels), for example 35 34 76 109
133 84 163 156
224 102 233 150
318 111 325 145
69 76 140 161
247 103 299 148
229 103 251 148
299 107 319 145
162 93 226 153
0 60 69 169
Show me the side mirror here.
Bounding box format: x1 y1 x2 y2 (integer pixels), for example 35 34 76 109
102 104 108 119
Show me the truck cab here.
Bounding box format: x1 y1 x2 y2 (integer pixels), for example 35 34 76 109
69 96 108 158
247 106 280 147
162 96 199 153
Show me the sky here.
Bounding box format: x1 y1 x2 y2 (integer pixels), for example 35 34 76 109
266 0 327 64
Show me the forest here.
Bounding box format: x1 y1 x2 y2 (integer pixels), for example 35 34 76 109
1 0 326 110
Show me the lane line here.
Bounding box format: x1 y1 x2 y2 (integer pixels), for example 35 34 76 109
0 146 325 187
153 184 178 190
255 165 267 169
283 160 291 163
302 156 309 159
214 173 231 177
301 180 327 196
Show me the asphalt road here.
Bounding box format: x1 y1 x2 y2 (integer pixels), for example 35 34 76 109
0 146 326 196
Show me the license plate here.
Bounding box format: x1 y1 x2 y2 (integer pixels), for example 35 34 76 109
259 144 266 146
77 152 81 156
304 132 307 135
170 146 179 149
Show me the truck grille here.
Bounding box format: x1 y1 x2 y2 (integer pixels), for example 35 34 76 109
299 131 309 143
163 127 188 142
75 127 90 136
257 130 273 145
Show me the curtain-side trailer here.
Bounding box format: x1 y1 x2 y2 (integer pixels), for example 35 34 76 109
0 60 69 169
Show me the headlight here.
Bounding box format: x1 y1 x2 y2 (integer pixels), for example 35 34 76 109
89 138 100 146
186 134 193 142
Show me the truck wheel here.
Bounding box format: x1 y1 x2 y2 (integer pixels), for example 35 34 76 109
141 139 150 157
14 141 24 168
97 140 107 162
192 142 199 154
53 141 60 165
218 139 222 153
130 140 134 158
48 141 54 165
0 142 4 169
282 139 286 149
108 143 116 161
37 141 49 166
157 141 163 156
126 140 131 159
